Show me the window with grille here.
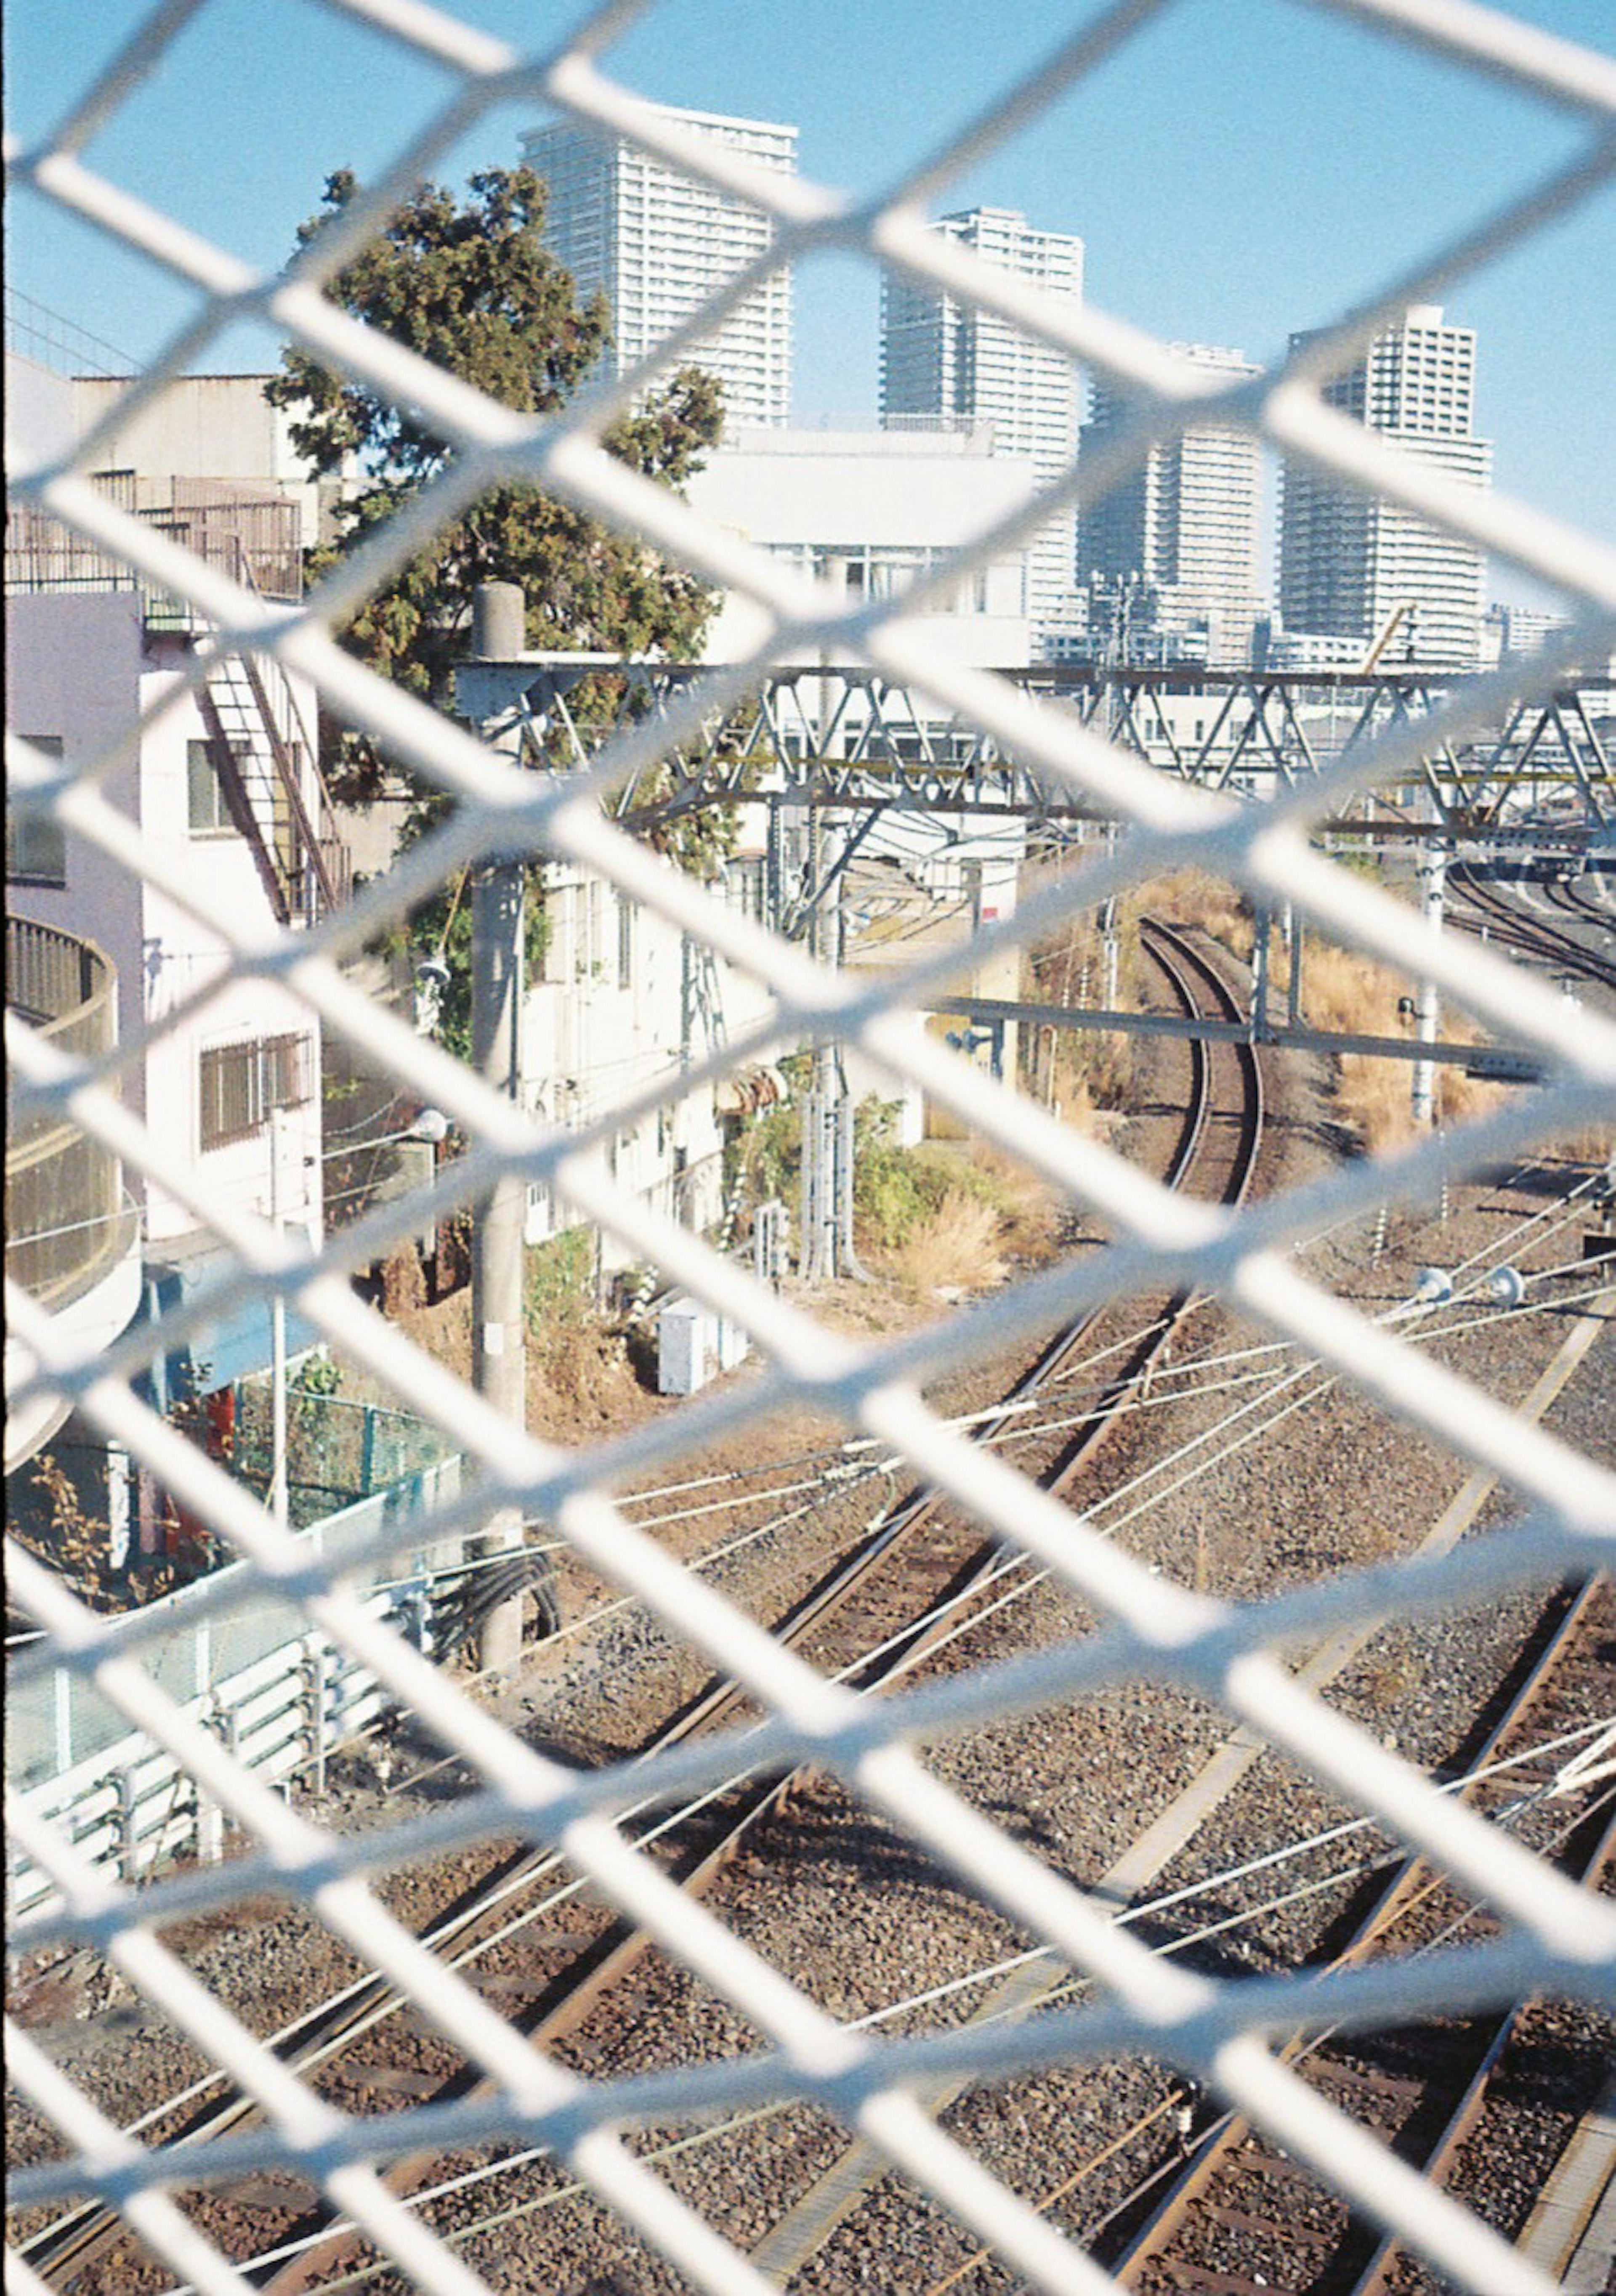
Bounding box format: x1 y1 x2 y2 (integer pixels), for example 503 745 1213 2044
197 1031 312 1151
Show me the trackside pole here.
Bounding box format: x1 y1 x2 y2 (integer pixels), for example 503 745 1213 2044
469 582 529 1676
1412 837 1447 1127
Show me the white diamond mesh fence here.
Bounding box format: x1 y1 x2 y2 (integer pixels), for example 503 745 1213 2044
5 2 1616 2292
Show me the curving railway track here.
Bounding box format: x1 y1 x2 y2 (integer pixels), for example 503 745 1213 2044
15 913 1267 2294
245 915 1265 2295
19 913 1608 2296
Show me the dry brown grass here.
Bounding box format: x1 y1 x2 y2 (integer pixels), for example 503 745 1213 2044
1541 1123 1616 1163
968 1143 1062 1260
886 1189 1009 1295
1131 874 1509 1158
1301 939 1502 1153
1023 905 1140 1121
1040 1038 1130 1136
1148 869 1255 960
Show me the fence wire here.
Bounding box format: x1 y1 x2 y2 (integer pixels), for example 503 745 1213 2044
6 3 1616 2292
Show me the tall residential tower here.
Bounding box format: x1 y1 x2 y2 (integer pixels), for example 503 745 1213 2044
521 104 797 428
1278 305 1491 670
1082 343 1264 666
880 207 1084 652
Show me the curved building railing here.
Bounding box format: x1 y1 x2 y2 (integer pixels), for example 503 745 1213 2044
5 915 136 1307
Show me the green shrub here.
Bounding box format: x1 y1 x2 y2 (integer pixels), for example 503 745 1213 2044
525 1226 595 1332
853 1100 1014 1253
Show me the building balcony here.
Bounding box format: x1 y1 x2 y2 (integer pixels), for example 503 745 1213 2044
4 472 303 610
5 915 143 1472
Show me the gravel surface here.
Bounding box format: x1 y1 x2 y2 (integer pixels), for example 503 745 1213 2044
9 934 1613 2296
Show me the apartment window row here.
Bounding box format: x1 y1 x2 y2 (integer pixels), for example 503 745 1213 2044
6 737 66 886
199 1031 313 1151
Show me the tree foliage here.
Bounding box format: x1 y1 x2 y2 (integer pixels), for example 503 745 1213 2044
267 165 725 796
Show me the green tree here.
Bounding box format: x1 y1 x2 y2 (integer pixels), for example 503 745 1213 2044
267 166 727 1048
270 165 723 756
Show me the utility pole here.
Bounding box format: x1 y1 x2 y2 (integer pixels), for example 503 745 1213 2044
468 581 528 1675
797 647 862 1284
1411 832 1447 1129
268 1104 289 1534
1251 905 1272 1039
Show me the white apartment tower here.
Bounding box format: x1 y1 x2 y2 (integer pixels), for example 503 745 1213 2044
1083 344 1264 666
521 104 796 428
1278 305 1492 670
880 207 1084 652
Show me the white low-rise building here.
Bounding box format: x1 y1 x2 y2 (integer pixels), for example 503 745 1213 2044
686 424 1038 665
6 343 347 1444
521 855 780 1263
7 555 342 1568
6 586 336 1278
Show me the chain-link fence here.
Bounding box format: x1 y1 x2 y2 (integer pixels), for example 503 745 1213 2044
7 3 1616 2293
227 1384 457 1531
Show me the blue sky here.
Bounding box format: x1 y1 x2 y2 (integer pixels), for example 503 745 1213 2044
6 0 1612 607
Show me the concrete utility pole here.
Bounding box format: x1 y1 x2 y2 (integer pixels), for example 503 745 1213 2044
1411 834 1447 1129
1251 905 1273 1039
468 581 528 1675
268 1104 289 1534
796 650 863 1285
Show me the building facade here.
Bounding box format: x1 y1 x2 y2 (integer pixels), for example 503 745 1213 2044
1278 305 1492 670
7 526 341 1558
1082 344 1264 668
520 860 778 1267
1480 601 1571 670
880 207 1084 653
71 373 355 551
521 104 797 428
684 422 1038 664
7 344 346 1409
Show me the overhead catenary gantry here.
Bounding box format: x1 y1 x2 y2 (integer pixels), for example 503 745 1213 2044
451 651 1613 1171
452 656 1616 843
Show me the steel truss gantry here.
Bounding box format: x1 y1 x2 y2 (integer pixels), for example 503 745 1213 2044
451 653 1612 1199
452 658 1616 841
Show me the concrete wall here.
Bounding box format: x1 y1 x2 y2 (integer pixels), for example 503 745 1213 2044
6 350 78 467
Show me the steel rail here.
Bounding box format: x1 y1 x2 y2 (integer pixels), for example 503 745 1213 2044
1449 866 1616 994
1102 1573 1616 2293
1341 1820 1613 2296
19 907 1262 2294
724 917 1267 2289
242 912 1265 2296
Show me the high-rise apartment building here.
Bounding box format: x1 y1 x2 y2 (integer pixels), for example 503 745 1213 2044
880 207 1084 651
1278 305 1492 670
1082 343 1264 666
520 104 796 428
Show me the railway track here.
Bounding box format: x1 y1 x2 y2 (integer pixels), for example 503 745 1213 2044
16 911 1265 2293
1449 865 1616 996
244 914 1265 2294
739 1288 1615 2294
1100 1574 1616 2296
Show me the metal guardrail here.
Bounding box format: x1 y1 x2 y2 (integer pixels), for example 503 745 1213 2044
5 475 302 604
4 917 131 1306
8 1459 465 1916
6 5 1616 2295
